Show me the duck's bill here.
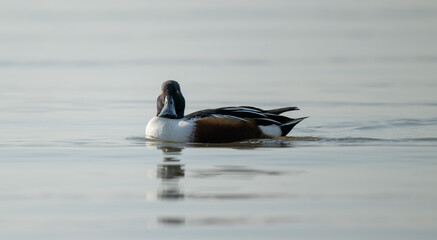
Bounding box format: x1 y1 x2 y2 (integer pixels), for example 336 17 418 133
158 95 177 118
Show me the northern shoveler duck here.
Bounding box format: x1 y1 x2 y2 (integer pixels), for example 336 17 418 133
146 80 307 143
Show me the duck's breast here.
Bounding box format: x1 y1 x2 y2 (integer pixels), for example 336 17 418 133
146 116 194 142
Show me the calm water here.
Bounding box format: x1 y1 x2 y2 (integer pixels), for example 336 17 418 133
1 1 437 239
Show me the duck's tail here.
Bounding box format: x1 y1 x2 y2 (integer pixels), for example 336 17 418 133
280 117 308 136
266 107 299 114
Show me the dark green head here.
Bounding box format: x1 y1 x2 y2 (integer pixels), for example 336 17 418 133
156 80 185 119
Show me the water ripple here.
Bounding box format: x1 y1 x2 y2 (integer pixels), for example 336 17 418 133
1 135 436 149
353 118 437 131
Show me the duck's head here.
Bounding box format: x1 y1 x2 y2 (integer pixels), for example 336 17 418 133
156 80 185 119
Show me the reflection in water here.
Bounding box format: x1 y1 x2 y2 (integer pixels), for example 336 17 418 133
188 193 295 200
159 147 184 154
188 166 301 200
189 138 294 149
157 162 184 179
190 166 289 179
139 136 297 149
159 215 298 226
144 138 187 151
157 187 184 200
150 140 302 226
155 144 186 225
157 216 186 226
157 163 185 200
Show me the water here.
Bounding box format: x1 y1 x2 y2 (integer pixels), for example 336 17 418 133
1 0 437 239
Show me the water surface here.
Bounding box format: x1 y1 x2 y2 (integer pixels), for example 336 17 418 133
1 0 437 239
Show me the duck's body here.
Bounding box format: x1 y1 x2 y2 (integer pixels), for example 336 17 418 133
146 80 307 143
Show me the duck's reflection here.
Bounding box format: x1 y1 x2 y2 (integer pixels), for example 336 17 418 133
154 144 186 225
157 163 185 200
157 162 184 179
156 145 185 201
146 140 301 226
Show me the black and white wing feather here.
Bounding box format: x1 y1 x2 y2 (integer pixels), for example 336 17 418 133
185 106 306 136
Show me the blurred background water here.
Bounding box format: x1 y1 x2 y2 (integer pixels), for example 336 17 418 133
1 0 437 239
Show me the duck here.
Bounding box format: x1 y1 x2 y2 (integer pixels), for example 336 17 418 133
146 80 307 143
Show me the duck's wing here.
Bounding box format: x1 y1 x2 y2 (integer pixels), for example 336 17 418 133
185 106 271 121
186 106 306 135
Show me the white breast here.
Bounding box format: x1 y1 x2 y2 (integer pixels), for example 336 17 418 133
146 116 194 142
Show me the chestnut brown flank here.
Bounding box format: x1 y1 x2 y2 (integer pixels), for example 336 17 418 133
193 117 264 143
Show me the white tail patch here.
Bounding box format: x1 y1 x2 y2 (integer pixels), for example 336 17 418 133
258 125 282 137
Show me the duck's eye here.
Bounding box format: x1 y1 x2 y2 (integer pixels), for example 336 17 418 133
176 90 179 95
